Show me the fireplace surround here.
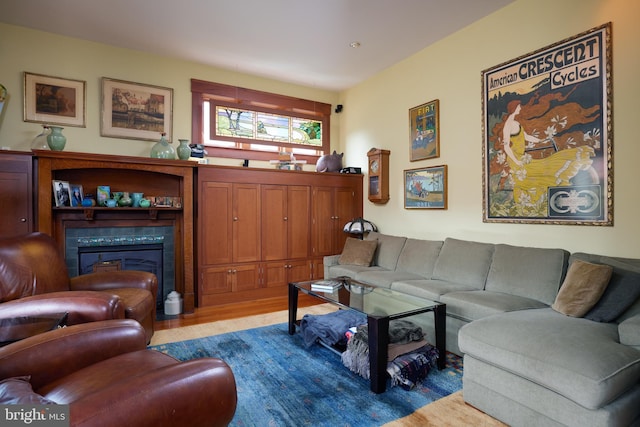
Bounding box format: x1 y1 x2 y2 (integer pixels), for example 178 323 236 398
65 226 174 315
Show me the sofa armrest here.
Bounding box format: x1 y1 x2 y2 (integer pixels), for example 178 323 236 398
0 319 146 389
70 270 158 297
619 315 640 349
66 358 237 427
0 291 125 325
323 255 341 278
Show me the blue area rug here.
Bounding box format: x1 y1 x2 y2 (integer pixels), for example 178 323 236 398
150 323 462 426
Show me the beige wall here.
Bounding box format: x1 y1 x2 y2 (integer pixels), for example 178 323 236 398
1 0 638 257
0 22 339 169
339 0 640 257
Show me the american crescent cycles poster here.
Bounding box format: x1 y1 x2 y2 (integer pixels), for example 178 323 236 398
482 23 612 225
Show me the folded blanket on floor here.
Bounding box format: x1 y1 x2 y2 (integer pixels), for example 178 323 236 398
300 310 367 348
341 320 437 389
354 319 424 345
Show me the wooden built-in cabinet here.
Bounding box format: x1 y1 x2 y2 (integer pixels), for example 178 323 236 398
0 151 34 238
34 150 196 313
197 165 362 307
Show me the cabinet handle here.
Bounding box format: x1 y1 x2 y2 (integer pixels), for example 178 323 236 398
19 218 27 222
233 269 237 274
233 217 238 221
283 217 288 221
228 269 233 274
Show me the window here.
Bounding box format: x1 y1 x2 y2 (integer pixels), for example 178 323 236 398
191 79 331 162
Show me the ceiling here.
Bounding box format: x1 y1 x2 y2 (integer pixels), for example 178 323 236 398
2 0 514 91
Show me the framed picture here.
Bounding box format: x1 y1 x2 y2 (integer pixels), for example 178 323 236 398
70 184 84 207
409 99 439 161
101 78 173 141
52 180 71 207
404 165 447 209
482 23 612 225
24 72 86 127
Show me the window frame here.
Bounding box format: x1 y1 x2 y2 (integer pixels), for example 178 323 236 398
191 79 331 162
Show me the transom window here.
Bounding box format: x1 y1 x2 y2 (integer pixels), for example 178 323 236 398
191 79 331 162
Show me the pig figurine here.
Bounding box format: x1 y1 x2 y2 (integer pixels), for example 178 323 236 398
315 151 344 172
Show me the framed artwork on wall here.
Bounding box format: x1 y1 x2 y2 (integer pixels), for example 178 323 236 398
101 78 173 141
404 165 447 209
24 72 86 127
409 99 439 161
482 23 612 225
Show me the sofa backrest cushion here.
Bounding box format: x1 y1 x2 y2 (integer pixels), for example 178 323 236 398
572 252 640 322
486 244 570 305
365 232 407 271
431 238 494 289
395 238 443 278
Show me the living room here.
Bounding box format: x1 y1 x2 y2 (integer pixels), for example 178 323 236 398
1 0 639 425
1 0 637 258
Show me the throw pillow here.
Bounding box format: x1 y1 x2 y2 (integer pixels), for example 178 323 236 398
338 238 377 267
0 376 56 405
584 268 640 322
552 259 613 317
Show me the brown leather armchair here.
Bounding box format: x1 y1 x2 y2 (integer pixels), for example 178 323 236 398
0 319 237 426
0 232 157 342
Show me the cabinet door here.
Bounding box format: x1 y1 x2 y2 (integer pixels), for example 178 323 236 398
233 264 260 292
201 266 233 294
334 187 357 253
261 185 287 261
233 184 261 263
287 186 310 259
201 182 233 265
311 186 335 257
0 154 32 238
262 261 287 288
310 257 324 280
288 259 312 283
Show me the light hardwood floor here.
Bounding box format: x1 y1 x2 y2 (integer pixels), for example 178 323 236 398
153 296 506 427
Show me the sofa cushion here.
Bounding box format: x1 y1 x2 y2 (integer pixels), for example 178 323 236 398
552 260 612 317
338 237 378 267
365 232 407 271
485 244 569 306
355 270 423 289
584 268 640 323
328 265 384 280
390 279 479 302
431 238 494 290
619 315 640 350
440 290 547 322
0 376 56 405
395 238 443 278
458 308 640 409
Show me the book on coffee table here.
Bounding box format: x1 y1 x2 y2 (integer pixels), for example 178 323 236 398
311 280 342 292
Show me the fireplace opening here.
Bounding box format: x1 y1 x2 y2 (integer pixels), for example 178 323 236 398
78 243 164 315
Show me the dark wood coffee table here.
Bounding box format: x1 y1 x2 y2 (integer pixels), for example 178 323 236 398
289 279 446 393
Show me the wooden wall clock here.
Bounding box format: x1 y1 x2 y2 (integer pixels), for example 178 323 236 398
367 148 390 204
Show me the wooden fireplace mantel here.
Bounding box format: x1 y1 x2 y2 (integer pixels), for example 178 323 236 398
34 150 196 313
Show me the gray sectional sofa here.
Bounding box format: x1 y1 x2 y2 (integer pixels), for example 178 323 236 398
324 232 640 427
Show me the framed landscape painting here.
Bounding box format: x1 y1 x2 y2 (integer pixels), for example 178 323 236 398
101 78 173 141
24 72 86 127
404 165 447 209
482 23 612 225
409 99 439 161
